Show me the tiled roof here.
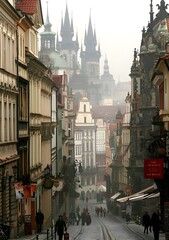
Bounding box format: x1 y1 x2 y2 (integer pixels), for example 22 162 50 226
16 0 37 15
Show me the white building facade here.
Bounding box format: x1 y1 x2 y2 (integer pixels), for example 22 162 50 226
75 97 97 199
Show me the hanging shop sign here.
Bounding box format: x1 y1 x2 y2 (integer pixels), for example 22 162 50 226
144 158 163 179
53 179 63 191
14 182 24 199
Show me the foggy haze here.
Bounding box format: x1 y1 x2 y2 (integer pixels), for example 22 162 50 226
40 0 160 82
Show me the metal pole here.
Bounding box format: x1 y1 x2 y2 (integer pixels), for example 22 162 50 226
51 226 53 239
47 228 49 239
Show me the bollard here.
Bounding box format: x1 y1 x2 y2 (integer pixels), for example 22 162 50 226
47 228 49 240
51 226 53 239
36 234 38 240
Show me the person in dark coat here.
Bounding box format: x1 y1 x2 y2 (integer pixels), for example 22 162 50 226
55 215 67 240
142 212 151 234
81 211 86 225
35 209 44 233
86 212 92 225
151 212 160 240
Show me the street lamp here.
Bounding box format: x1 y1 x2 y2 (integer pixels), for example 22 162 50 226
43 165 53 189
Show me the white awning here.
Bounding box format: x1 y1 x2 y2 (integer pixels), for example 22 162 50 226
110 192 121 201
97 185 106 192
117 184 157 203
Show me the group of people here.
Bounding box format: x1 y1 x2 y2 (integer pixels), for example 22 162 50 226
142 211 160 240
95 206 106 217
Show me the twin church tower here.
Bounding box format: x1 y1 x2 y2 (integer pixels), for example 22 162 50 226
39 3 116 106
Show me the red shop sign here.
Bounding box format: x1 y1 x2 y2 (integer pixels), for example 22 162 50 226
144 158 164 179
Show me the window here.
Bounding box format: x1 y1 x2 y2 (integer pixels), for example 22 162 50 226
3 34 6 69
84 117 86 123
76 145 81 155
9 103 11 141
68 123 71 137
84 104 86 112
13 104 16 139
165 78 167 94
4 102 7 141
0 101 1 141
19 84 28 121
87 177 90 185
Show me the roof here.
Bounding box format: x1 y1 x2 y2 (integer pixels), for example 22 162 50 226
16 0 37 15
92 105 125 122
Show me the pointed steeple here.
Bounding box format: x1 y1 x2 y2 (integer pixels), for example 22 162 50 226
130 48 140 77
60 3 74 42
40 2 56 51
103 55 109 74
84 9 97 52
44 2 52 32
149 0 154 24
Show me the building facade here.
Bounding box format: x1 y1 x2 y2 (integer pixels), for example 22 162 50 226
75 97 97 199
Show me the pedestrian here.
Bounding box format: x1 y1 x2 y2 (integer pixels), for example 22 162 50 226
35 209 44 233
86 212 92 225
151 212 160 240
126 212 130 224
81 210 86 225
100 207 103 217
76 212 81 225
55 215 67 240
103 208 106 217
142 212 151 234
69 210 76 225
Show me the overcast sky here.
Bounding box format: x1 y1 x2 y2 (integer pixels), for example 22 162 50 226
40 0 162 82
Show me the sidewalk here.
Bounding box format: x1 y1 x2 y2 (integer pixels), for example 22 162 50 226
124 220 165 240
10 224 81 240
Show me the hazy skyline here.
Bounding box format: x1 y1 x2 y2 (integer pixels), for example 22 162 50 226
40 0 163 83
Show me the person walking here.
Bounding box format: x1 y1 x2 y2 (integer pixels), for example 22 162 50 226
142 212 151 234
35 209 44 233
55 215 67 240
86 212 92 226
126 212 131 224
151 212 160 240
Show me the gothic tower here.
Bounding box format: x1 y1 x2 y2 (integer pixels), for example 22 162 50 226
40 2 56 52
80 11 101 85
57 4 79 78
79 11 101 106
39 3 67 74
100 56 115 105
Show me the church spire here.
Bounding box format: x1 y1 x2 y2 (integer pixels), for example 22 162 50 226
60 3 74 41
44 2 52 32
103 55 109 74
84 9 97 52
40 1 56 51
149 0 154 24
